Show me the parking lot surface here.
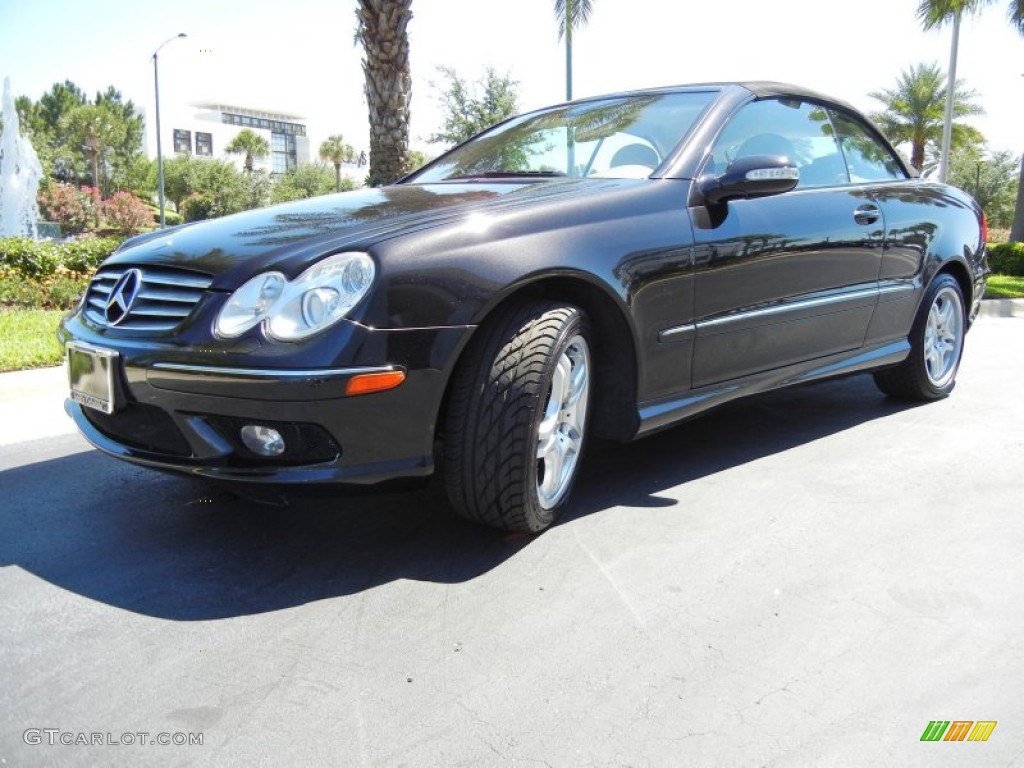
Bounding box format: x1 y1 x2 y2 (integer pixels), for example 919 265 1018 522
2 316 1022 767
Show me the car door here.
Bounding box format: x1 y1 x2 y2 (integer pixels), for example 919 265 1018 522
825 108 930 346
688 98 885 389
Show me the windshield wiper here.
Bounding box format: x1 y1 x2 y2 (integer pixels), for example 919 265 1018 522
447 170 567 180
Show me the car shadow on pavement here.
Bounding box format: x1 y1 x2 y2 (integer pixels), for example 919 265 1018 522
0 374 919 621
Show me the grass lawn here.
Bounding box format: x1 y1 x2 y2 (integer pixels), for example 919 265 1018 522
0 310 64 372
984 275 1024 299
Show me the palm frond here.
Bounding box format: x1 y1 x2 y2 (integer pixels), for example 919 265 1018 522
555 0 594 40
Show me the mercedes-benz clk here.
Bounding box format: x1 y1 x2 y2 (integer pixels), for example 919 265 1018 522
59 82 988 532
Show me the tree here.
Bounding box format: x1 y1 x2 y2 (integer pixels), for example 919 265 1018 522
162 154 247 216
868 62 983 172
38 80 87 135
356 0 413 186
225 128 270 175
947 147 1020 228
917 0 1024 239
60 104 128 223
401 149 431 176
428 66 519 148
16 81 146 196
271 162 353 203
318 134 356 191
1013 158 1024 241
92 86 145 196
554 0 593 100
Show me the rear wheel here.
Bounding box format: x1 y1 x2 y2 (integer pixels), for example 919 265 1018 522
873 273 965 400
443 300 591 533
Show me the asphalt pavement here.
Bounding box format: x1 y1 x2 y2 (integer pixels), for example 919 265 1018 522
1 308 1022 767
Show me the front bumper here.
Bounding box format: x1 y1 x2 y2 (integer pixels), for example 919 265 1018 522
59 321 472 485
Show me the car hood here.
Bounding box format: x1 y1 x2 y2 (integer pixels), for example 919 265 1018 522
108 180 639 290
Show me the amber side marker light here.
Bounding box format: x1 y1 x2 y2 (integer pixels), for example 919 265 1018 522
345 370 406 396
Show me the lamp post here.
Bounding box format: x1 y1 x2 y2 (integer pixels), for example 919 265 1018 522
153 32 187 228
938 12 960 184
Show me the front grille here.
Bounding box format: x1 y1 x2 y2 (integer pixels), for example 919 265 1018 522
84 265 213 332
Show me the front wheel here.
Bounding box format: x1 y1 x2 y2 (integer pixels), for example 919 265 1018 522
873 273 966 400
443 301 592 533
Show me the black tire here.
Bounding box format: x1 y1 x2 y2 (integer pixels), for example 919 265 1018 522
443 300 592 533
873 273 966 401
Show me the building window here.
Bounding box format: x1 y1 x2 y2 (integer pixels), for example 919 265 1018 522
222 112 305 137
271 132 297 174
173 129 192 154
196 132 213 156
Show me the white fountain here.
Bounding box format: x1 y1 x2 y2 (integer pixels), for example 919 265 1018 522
0 76 44 238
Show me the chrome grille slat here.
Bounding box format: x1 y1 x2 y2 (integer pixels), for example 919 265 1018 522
85 265 213 333
138 287 205 303
126 305 193 318
115 320 181 331
141 273 212 288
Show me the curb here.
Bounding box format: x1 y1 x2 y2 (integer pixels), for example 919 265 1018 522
977 298 1024 319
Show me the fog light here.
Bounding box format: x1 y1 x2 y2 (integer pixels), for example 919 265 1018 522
240 425 285 456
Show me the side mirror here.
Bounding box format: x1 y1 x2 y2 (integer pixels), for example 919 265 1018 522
699 154 800 206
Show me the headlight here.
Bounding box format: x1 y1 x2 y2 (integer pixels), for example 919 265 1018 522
215 272 286 338
215 253 375 341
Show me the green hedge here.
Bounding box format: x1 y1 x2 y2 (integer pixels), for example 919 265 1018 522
0 236 124 278
988 242 1024 277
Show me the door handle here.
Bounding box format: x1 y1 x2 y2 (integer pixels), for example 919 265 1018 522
854 204 881 225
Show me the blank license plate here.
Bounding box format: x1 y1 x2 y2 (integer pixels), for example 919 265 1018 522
67 343 118 414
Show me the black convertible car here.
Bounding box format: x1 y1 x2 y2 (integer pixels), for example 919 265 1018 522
60 82 988 532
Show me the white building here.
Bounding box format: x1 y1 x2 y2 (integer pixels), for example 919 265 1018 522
143 102 311 174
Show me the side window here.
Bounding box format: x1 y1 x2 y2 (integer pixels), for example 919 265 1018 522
707 99 847 189
829 110 906 183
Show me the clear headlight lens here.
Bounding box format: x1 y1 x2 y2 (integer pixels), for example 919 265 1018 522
214 272 286 338
214 253 376 341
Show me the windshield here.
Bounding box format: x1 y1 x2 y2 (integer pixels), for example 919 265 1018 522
407 91 717 183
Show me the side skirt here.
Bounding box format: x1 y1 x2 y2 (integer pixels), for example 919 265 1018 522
634 339 910 437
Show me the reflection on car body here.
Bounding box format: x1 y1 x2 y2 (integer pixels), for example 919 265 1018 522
59 82 988 532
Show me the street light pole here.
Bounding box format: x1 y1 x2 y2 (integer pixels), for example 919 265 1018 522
153 32 187 229
938 12 960 183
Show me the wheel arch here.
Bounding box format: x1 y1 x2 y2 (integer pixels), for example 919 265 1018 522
438 273 641 443
933 258 974 309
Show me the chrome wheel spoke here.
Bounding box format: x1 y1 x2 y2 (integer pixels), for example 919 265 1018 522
535 333 590 510
537 357 569 460
922 286 964 388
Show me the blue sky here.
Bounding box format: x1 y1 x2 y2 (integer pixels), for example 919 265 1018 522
1 0 1022 157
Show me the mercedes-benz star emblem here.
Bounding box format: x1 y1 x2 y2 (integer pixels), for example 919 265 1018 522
105 269 143 326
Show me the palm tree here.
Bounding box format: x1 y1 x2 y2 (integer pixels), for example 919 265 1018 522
554 0 593 101
61 103 127 224
225 128 269 175
319 134 355 191
356 0 413 186
869 62 983 173
918 1 1024 42
921 0 1024 201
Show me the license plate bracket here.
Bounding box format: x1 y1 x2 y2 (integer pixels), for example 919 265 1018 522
67 343 119 414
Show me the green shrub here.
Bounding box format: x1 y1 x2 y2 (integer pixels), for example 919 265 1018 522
57 237 124 274
0 273 47 308
0 238 60 277
47 274 90 310
0 236 123 280
181 193 215 222
988 242 1024 277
